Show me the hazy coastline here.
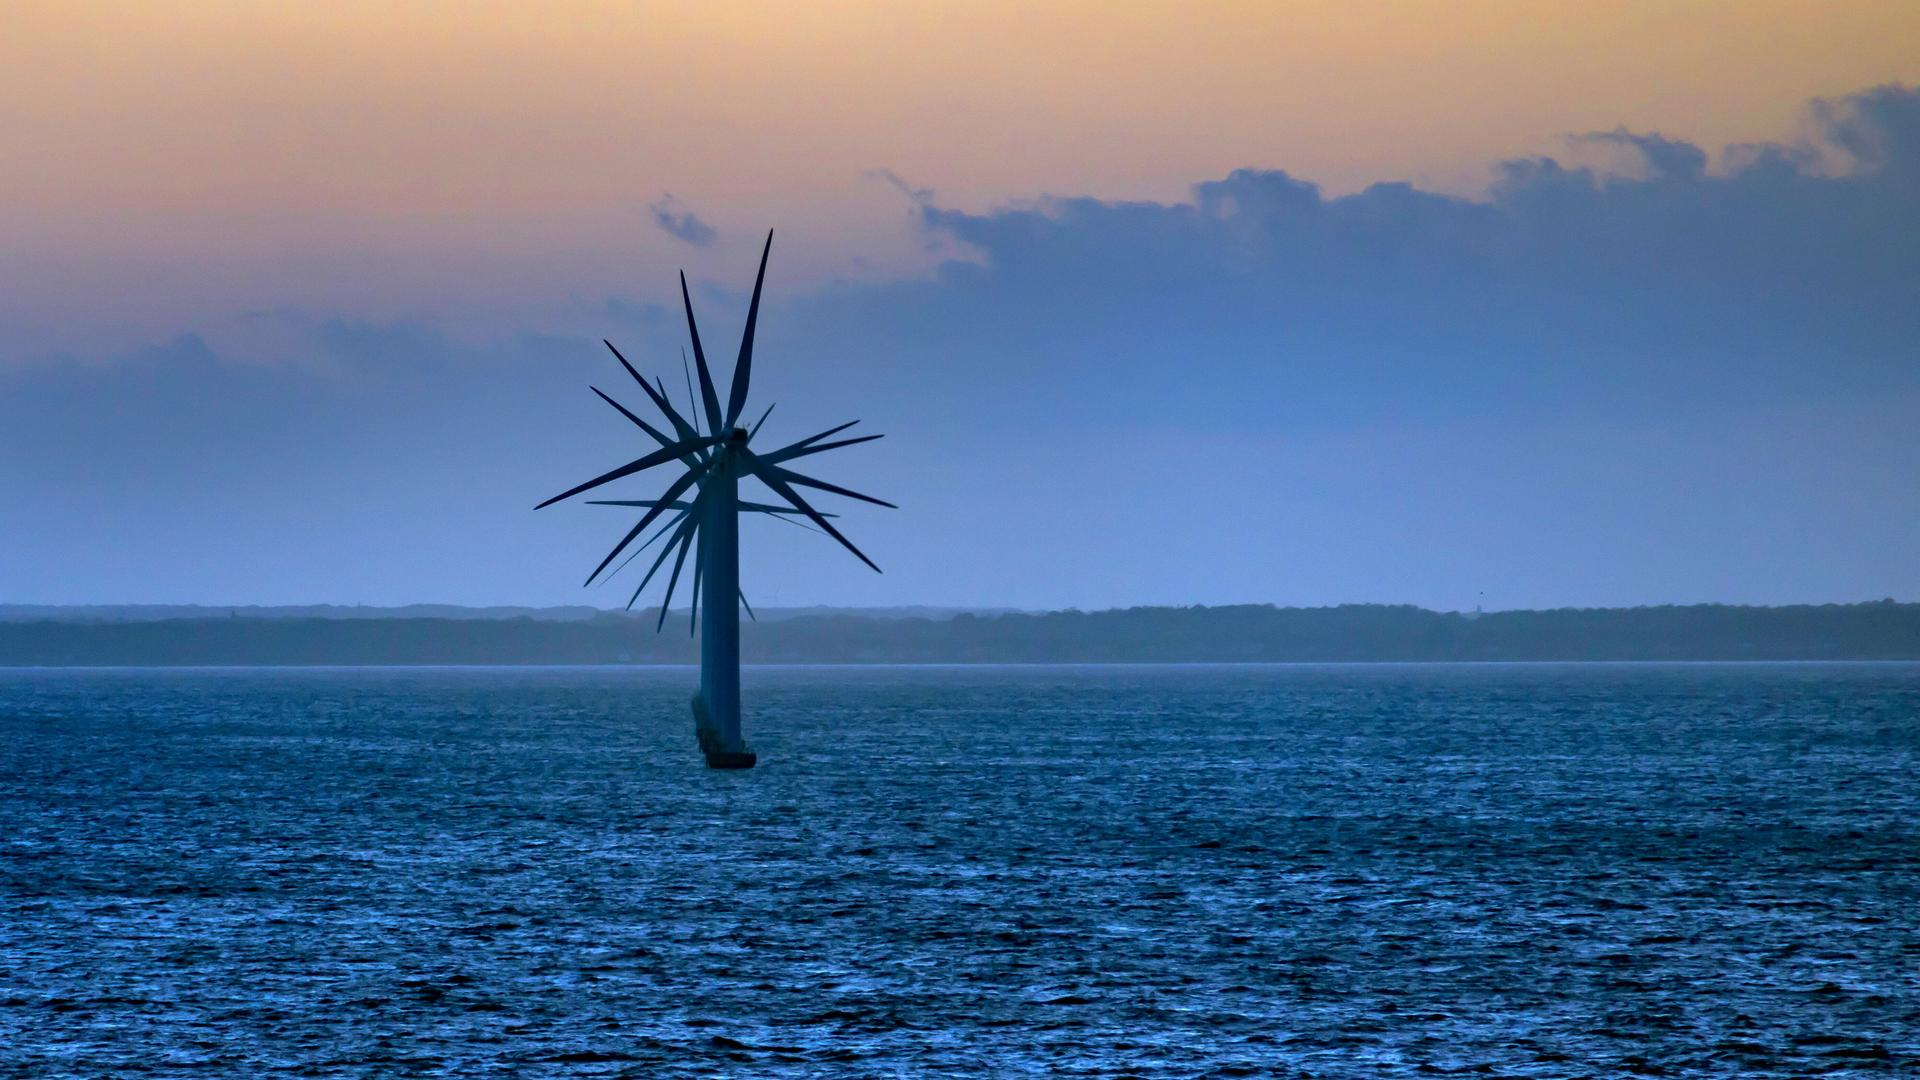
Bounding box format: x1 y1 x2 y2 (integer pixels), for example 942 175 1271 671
4 601 1915 666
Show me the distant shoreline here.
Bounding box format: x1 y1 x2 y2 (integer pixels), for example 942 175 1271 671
3 653 1920 668
3 602 1915 666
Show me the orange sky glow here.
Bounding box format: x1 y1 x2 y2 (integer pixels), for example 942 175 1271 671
4 0 1917 351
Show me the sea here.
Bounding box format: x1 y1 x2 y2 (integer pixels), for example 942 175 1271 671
1 663 1916 1077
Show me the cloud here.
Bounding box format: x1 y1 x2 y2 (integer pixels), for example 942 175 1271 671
4 85 1917 609
1815 82 1920 173
807 82 1919 428
865 168 935 206
1568 127 1708 180
647 193 718 246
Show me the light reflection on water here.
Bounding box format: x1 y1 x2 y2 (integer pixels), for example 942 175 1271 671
1 663 1916 1076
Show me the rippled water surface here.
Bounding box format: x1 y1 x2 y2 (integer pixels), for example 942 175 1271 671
2 664 1917 1077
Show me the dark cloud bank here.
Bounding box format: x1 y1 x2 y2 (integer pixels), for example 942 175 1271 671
4 85 1916 608
812 83 1919 422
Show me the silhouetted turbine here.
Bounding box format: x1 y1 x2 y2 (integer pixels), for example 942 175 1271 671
536 231 891 766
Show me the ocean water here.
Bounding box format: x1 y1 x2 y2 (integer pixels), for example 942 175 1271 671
1 663 1916 1077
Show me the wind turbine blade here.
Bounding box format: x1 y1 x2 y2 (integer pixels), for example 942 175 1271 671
601 342 703 448
588 517 655 590
679 272 725 435
759 433 884 466
740 500 836 517
725 230 773 430
742 449 882 573
655 525 697 632
763 464 898 509
595 499 819 516
680 349 702 437
763 420 859 459
689 534 704 637
604 340 652 393
536 437 715 510
656 377 678 421
760 507 829 534
749 402 775 441
590 386 682 453
619 368 701 447
627 508 699 610
763 511 827 537
739 590 757 622
605 508 689 582
581 465 705 585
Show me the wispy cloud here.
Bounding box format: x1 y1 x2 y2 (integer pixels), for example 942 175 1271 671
865 168 935 206
647 193 717 247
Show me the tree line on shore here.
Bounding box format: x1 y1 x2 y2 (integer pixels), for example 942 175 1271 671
3 601 1916 665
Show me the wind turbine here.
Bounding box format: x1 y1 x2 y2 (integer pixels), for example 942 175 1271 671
536 232 891 768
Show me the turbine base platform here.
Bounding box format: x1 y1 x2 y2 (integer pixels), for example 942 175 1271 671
693 692 755 769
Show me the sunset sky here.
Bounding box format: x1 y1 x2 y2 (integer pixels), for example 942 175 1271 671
4 2 1918 610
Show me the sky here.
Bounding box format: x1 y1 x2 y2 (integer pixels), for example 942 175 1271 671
3 2 1918 611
